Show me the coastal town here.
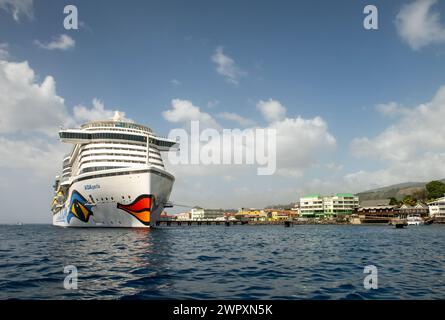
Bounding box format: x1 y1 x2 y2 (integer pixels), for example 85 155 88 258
161 184 445 225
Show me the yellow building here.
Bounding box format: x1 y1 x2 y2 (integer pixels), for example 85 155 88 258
266 210 294 221
236 209 267 221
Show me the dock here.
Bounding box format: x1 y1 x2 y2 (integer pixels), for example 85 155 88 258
155 220 249 226
154 219 351 226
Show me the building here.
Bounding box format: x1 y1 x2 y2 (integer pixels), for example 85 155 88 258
360 199 391 207
398 203 429 217
428 197 445 217
291 203 300 215
356 205 398 218
356 199 398 223
323 194 359 215
267 210 293 221
190 207 225 220
299 195 324 217
160 213 176 220
224 213 238 221
235 209 267 221
176 212 192 220
299 194 359 218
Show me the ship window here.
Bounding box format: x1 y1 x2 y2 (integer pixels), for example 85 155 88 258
128 195 131 199
101 198 104 201
111 197 114 201
74 169 173 184
105 197 108 201
122 196 125 200
90 132 147 142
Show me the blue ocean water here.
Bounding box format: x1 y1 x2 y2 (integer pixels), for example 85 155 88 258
0 224 444 299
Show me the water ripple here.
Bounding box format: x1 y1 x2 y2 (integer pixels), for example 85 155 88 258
0 224 444 299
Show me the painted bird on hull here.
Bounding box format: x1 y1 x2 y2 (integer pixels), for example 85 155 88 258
67 190 94 223
117 195 152 225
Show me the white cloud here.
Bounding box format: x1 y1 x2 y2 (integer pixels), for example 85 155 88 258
271 116 336 177
0 55 129 223
35 34 75 51
0 137 68 175
0 55 128 137
162 99 220 128
342 152 445 192
350 84 445 187
325 162 343 172
395 0 445 50
217 112 256 127
0 0 33 21
171 79 181 86
159 98 337 211
73 99 132 124
0 56 127 137
0 43 9 59
0 59 70 136
207 99 220 109
211 46 246 85
375 102 409 117
257 99 286 123
352 86 445 162
163 98 335 178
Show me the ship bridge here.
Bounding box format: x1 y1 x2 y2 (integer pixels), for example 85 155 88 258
59 129 178 151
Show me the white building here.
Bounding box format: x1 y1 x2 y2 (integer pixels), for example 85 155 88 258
299 195 324 217
428 197 445 217
190 207 225 220
323 193 359 215
176 212 191 220
300 193 359 217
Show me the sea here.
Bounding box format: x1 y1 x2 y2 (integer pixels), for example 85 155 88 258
0 224 444 299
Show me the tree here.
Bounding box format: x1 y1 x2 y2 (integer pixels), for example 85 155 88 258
389 197 399 206
402 195 416 206
426 180 445 200
412 189 427 201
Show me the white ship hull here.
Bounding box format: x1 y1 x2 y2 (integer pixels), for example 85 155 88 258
53 168 174 228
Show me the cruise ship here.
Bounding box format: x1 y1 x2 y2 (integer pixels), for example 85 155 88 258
51 112 178 228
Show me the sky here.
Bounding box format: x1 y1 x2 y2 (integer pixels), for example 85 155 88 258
2 0 445 223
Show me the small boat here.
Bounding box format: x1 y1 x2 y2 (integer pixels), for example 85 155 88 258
391 218 407 228
407 215 424 226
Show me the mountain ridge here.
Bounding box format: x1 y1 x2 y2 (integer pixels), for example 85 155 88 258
356 178 445 202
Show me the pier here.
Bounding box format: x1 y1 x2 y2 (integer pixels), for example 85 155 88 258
155 217 444 226
155 220 255 226
154 219 351 226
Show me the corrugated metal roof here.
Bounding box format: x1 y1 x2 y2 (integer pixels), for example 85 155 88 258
360 199 391 207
